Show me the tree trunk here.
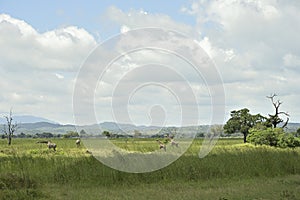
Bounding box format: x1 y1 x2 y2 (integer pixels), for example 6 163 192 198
243 133 247 143
8 135 12 145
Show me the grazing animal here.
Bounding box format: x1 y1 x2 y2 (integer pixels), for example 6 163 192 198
76 139 81 147
170 139 179 147
47 141 57 151
37 141 57 151
167 135 179 147
156 139 166 151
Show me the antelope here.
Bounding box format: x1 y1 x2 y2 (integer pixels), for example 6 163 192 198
167 135 179 147
37 141 57 151
76 139 81 147
156 139 166 151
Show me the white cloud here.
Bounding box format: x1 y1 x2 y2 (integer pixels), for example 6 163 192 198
92 4 300 123
2 1 300 124
0 14 97 71
0 14 97 123
181 0 300 122
105 6 194 36
55 73 64 79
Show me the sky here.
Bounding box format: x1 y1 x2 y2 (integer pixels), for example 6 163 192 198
0 0 300 126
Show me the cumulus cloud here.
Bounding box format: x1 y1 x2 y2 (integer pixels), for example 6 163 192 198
0 14 97 123
2 1 300 125
78 30 218 125
0 14 97 71
180 0 300 121
83 4 300 124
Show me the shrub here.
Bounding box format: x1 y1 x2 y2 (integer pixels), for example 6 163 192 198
247 128 300 148
278 133 300 148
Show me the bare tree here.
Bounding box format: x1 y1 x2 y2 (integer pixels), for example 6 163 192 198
266 94 289 128
3 109 18 145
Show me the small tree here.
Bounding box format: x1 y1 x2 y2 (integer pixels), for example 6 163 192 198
102 131 111 138
224 108 265 143
3 109 18 145
133 130 142 138
63 131 79 138
80 129 87 136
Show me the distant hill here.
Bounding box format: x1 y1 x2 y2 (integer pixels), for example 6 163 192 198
0 115 57 124
0 115 298 136
99 122 161 131
20 122 73 129
285 123 300 132
10 121 197 136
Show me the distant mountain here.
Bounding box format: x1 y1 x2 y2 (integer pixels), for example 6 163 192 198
1 115 298 136
285 122 300 132
99 122 161 131
20 122 71 129
0 115 57 124
17 122 76 135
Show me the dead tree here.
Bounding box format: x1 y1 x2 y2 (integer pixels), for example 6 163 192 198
266 94 289 128
3 109 18 145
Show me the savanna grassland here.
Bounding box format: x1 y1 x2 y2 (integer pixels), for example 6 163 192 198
0 138 299 200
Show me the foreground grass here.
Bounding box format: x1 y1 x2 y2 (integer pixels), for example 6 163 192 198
0 138 299 199
40 175 300 200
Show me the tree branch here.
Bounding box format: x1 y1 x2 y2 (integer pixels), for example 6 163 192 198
282 117 290 128
278 111 289 116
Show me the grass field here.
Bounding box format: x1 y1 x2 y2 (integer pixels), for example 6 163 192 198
0 138 299 200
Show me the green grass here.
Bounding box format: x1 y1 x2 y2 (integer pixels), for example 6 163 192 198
0 138 300 199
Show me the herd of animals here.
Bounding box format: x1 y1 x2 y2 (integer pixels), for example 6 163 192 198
37 139 81 151
37 135 178 152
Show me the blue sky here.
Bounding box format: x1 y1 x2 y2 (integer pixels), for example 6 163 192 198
0 0 195 40
0 0 300 125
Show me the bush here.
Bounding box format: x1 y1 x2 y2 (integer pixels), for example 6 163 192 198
247 128 300 148
278 133 300 148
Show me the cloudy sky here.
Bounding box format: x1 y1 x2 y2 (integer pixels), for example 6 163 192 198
0 0 299 125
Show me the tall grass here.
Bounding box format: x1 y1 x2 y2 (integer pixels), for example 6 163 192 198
0 138 299 199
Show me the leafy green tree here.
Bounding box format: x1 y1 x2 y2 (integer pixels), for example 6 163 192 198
80 129 87 135
224 108 265 143
102 131 111 138
41 132 54 138
63 131 79 138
